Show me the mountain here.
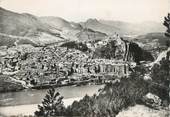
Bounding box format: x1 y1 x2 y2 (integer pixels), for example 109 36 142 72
39 16 82 31
134 32 169 45
0 7 108 46
136 32 168 39
80 19 121 35
81 19 165 35
0 7 50 37
76 28 107 41
0 7 166 47
100 20 165 35
0 7 66 46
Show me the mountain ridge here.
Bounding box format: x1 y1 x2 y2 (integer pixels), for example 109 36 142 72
0 7 166 46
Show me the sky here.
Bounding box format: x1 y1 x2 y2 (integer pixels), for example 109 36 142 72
0 0 169 23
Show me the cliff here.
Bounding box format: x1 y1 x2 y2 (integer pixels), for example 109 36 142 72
93 36 154 64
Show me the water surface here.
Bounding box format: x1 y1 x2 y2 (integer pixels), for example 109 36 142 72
0 85 104 106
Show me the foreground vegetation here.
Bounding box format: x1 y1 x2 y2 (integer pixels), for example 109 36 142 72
34 69 169 117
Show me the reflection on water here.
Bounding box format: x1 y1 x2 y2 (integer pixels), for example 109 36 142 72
0 85 104 106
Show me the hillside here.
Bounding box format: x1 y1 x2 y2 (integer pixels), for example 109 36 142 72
0 7 109 46
81 19 165 35
0 7 167 46
100 20 165 35
0 7 51 37
80 19 121 35
134 32 169 45
0 7 66 46
39 16 82 31
76 28 107 41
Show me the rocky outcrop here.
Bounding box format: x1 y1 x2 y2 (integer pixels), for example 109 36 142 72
92 35 154 64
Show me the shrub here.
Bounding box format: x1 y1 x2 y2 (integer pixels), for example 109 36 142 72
34 87 66 117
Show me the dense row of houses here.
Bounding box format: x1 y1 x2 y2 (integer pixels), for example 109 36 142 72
70 59 130 77
0 38 134 85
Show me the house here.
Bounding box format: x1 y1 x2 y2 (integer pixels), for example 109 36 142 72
66 59 130 78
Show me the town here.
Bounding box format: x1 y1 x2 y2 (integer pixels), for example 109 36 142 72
0 34 136 89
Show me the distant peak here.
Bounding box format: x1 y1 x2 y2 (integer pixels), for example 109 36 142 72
0 7 8 11
86 18 99 23
0 7 4 10
22 13 37 18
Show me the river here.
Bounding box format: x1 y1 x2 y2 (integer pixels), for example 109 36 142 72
0 85 104 116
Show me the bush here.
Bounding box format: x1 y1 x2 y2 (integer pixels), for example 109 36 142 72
64 75 149 117
60 41 89 52
34 87 66 117
35 72 168 117
151 53 170 87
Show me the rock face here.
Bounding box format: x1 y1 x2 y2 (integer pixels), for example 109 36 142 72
92 35 154 64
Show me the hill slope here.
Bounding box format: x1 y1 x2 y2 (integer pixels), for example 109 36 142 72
81 19 165 35
0 7 66 46
0 7 108 46
134 32 169 45
0 7 50 37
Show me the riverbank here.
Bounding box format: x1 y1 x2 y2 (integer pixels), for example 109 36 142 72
0 97 82 116
0 74 104 93
0 75 25 93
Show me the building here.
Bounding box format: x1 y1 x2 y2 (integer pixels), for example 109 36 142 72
66 59 131 78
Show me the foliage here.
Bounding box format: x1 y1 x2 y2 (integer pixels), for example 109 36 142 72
34 87 65 117
66 94 96 117
35 71 169 117
64 74 149 117
34 73 150 117
163 13 170 47
151 53 170 87
129 42 154 64
60 41 89 52
133 65 149 76
163 13 170 38
150 52 170 103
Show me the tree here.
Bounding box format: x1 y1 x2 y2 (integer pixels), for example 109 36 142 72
163 13 170 38
66 94 96 117
151 56 170 87
35 87 65 117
